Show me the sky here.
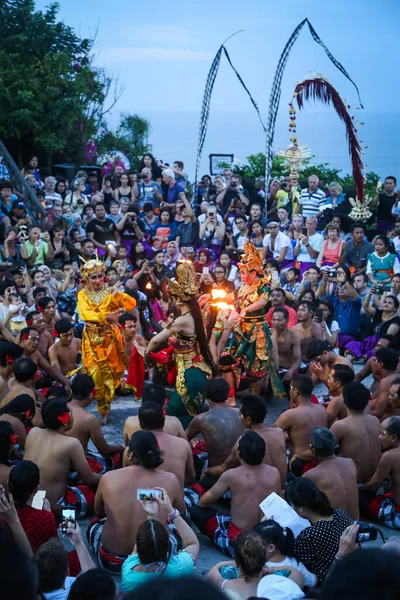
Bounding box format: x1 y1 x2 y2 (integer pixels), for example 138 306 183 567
36 0 400 177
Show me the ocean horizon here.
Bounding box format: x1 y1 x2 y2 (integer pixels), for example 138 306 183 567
140 109 399 183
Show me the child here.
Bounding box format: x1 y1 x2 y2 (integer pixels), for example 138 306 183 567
282 266 300 303
117 246 132 271
7 292 28 334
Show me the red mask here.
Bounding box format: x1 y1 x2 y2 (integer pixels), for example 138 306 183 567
57 412 71 425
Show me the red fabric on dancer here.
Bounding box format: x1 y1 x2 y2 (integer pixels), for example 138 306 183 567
150 346 177 386
125 345 145 399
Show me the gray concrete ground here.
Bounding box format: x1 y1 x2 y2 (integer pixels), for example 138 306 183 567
68 368 400 582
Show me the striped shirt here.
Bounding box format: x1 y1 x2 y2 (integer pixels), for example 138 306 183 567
299 187 326 217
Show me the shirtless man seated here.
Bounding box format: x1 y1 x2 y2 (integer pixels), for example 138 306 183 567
274 374 327 476
126 402 195 494
271 307 301 388
189 431 281 557
292 302 323 365
307 339 354 387
123 383 186 442
19 326 71 395
331 382 380 483
206 394 286 489
0 340 23 401
324 364 355 426
49 319 82 376
24 310 54 357
87 430 184 574
368 347 399 419
388 378 400 418
185 378 243 470
23 397 101 516
355 335 399 394
303 427 359 519
359 416 400 529
66 374 125 477
0 358 44 426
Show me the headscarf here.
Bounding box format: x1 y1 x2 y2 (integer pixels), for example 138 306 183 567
194 248 213 273
164 242 181 268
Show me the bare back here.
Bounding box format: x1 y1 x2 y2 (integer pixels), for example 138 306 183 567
123 415 186 445
24 428 83 502
331 414 381 483
0 381 36 408
226 464 281 530
304 456 359 519
257 427 287 488
65 405 93 450
154 431 195 490
97 466 182 555
275 402 328 456
191 408 244 467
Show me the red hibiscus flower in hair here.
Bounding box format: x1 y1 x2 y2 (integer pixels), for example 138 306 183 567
5 355 14 364
25 409 32 419
53 330 59 338
9 434 17 446
37 306 43 313
22 333 29 341
57 412 71 425
92 388 97 397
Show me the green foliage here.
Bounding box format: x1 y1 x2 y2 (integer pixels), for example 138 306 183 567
0 0 117 166
95 113 152 171
225 151 379 198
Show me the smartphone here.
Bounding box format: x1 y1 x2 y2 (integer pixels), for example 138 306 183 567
61 507 77 533
137 488 163 501
203 267 209 275
315 308 324 324
32 490 46 510
302 227 307 235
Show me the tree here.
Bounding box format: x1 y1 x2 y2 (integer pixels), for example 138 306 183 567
95 113 152 171
0 0 121 167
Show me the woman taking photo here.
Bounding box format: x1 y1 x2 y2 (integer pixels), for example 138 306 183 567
286 477 353 584
317 297 340 349
199 207 226 259
121 487 199 594
64 178 88 215
344 292 400 359
145 261 217 427
48 225 70 270
316 222 346 269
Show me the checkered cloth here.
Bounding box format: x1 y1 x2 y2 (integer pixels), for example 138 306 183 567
57 484 95 518
67 449 122 486
87 517 182 574
204 514 242 558
378 495 400 530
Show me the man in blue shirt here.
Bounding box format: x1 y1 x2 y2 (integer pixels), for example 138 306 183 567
320 275 361 349
162 168 184 205
135 167 163 210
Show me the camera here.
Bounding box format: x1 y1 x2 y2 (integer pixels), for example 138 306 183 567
356 522 378 543
136 173 144 180
230 181 237 188
328 269 336 278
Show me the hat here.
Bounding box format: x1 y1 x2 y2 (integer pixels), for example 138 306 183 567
257 575 305 600
12 200 25 210
267 221 279 227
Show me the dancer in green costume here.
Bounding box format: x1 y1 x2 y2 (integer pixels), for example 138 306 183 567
145 261 216 428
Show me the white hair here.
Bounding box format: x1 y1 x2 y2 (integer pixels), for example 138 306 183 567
45 176 56 184
162 169 175 179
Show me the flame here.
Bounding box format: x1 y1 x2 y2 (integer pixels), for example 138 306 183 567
145 282 152 290
212 301 235 311
211 289 227 300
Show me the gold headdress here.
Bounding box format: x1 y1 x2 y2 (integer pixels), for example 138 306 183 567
79 251 106 283
167 260 198 301
238 241 264 274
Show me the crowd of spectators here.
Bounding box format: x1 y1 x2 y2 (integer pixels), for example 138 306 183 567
1 154 400 599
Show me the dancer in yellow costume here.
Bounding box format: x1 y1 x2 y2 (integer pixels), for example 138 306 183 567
77 256 136 424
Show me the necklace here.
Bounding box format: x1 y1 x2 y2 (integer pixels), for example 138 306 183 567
180 310 191 317
85 285 110 305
